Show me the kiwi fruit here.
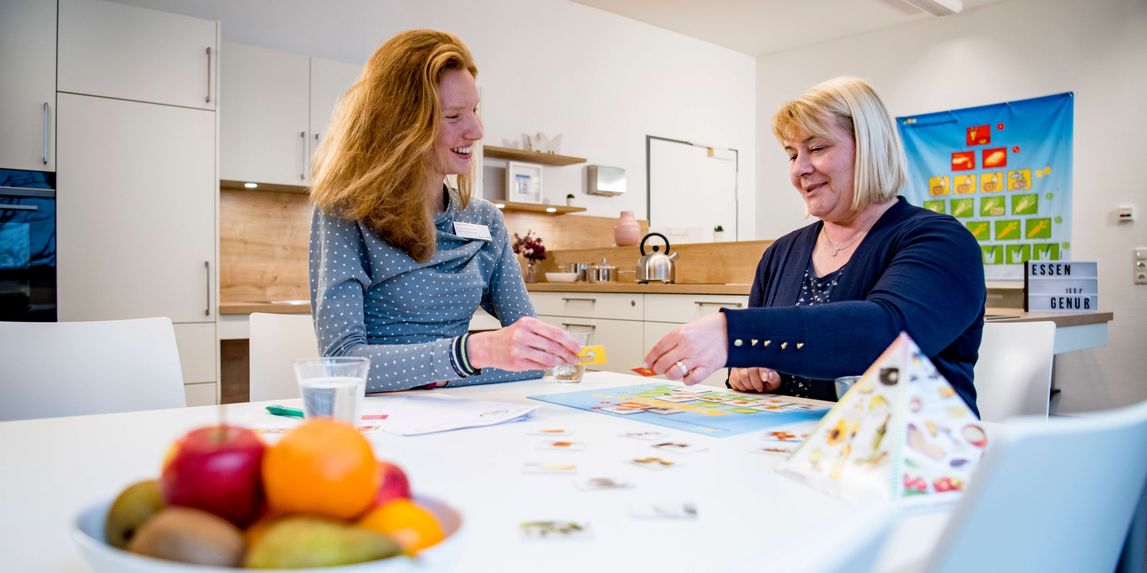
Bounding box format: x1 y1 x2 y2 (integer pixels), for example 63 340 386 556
127 506 244 567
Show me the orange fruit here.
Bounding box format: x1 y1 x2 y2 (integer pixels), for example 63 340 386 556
262 419 380 520
358 499 445 554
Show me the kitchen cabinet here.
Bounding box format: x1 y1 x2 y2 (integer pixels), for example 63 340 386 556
58 0 217 110
0 0 56 171
57 94 215 322
644 293 747 387
220 42 359 187
531 292 644 374
530 291 747 382
310 57 362 160
56 92 218 401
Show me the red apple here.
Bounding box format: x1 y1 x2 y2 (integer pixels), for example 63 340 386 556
371 460 412 507
160 425 266 527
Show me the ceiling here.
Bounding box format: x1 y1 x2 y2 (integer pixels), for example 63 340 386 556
568 0 1007 56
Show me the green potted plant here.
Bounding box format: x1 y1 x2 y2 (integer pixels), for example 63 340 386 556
713 224 726 242
565 193 576 207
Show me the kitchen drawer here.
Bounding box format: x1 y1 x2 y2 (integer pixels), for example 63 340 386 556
644 294 748 324
537 315 644 375
642 322 729 387
174 322 217 384
530 291 643 321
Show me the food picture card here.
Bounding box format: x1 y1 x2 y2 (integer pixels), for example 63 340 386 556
776 332 986 507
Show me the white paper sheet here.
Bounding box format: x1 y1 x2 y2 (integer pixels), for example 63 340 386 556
364 394 537 436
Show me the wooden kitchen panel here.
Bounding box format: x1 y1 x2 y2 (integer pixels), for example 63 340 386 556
500 211 648 251
220 189 312 303
537 240 773 286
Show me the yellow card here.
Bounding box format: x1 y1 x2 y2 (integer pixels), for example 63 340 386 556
577 345 608 366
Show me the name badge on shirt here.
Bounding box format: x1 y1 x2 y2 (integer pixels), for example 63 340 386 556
453 222 492 241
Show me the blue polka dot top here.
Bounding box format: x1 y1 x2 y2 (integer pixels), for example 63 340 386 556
308 187 539 392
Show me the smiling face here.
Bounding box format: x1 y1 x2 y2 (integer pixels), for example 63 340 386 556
783 116 857 222
429 69 483 181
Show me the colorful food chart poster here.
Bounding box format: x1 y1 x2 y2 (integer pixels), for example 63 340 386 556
777 333 985 506
897 93 1073 280
529 384 828 437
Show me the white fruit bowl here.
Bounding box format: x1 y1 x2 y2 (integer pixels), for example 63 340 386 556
545 272 578 283
73 495 464 573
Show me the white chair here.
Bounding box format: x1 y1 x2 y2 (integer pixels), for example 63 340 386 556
0 317 185 421
924 399 1147 573
248 312 318 401
973 320 1056 422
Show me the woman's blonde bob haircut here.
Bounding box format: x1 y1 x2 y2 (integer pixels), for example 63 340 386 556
772 77 908 212
310 30 478 262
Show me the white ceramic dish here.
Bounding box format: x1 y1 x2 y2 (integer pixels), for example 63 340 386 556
74 495 463 573
545 272 578 283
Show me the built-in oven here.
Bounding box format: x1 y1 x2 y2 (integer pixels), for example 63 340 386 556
0 168 56 321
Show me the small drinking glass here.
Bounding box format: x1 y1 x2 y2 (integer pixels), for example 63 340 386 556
834 375 862 400
551 330 592 384
294 357 371 425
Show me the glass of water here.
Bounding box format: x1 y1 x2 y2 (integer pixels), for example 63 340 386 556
552 330 592 384
294 357 370 425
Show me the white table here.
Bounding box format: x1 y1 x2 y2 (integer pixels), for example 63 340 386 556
0 372 949 572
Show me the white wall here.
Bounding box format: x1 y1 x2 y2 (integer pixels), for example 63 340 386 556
111 0 757 237
756 0 1147 412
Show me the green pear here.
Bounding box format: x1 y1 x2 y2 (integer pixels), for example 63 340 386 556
104 479 166 549
127 507 244 567
244 516 402 569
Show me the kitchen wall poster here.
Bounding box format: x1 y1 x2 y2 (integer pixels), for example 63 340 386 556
897 93 1073 281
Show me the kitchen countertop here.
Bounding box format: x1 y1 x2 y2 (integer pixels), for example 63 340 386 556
220 291 1113 329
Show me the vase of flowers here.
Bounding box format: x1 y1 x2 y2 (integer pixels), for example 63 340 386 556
512 230 546 283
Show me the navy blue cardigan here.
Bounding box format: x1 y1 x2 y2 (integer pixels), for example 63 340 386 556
724 197 985 415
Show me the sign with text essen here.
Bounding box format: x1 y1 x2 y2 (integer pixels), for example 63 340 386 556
897 93 1074 281
1025 261 1098 312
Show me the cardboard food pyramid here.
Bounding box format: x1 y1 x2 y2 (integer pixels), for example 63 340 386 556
777 332 988 505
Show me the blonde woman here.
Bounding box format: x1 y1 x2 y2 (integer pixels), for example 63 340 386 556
309 30 578 391
644 77 985 415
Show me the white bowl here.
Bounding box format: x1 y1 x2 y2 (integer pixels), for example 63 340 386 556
545 272 578 283
74 495 464 573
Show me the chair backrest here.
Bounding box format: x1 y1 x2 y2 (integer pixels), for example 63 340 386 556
248 313 318 402
0 317 185 421
924 399 1147 573
973 320 1056 422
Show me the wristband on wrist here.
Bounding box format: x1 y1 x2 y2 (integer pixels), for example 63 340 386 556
450 333 481 378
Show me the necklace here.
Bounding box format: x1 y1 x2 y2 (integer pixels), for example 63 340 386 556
821 223 869 257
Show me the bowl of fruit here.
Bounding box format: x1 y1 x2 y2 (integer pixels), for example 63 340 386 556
72 420 463 571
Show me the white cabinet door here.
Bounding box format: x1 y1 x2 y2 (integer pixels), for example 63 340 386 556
220 42 310 186
0 0 56 171
538 315 644 375
58 0 217 110
56 93 216 323
310 57 361 162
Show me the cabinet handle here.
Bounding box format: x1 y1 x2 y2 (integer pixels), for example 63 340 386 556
561 297 597 303
300 131 307 180
204 47 212 104
560 322 596 330
694 301 744 308
204 260 211 317
42 102 49 165
0 204 38 212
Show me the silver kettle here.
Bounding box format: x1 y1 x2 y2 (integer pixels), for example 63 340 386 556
636 232 678 283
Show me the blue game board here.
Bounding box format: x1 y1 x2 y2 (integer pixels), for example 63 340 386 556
528 383 829 437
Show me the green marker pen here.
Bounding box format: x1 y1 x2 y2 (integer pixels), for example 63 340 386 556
266 404 305 419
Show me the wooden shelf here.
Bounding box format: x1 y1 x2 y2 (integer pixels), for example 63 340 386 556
483 145 587 166
495 200 586 215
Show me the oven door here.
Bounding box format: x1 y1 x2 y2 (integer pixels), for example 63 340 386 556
1 169 56 321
